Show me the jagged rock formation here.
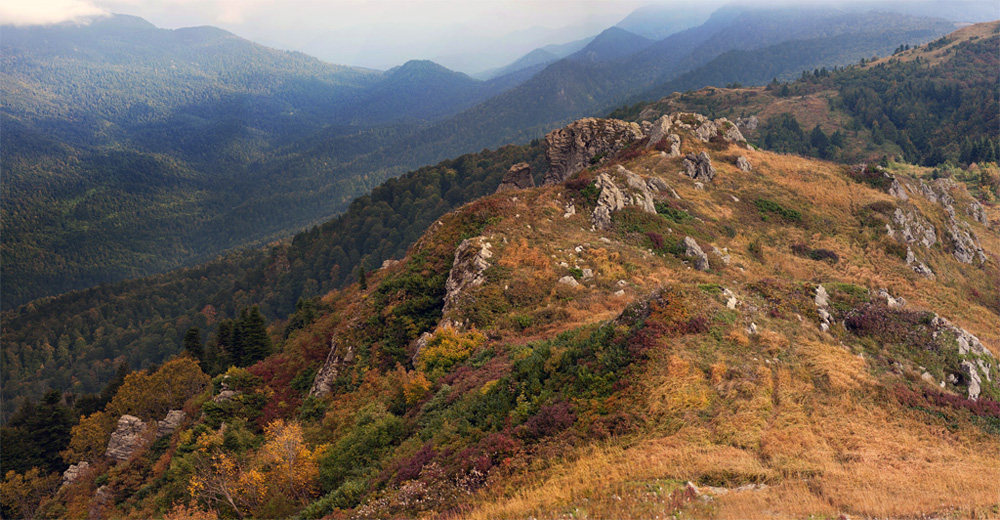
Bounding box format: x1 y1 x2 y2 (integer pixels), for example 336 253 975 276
309 338 356 398
735 156 752 172
63 461 90 486
496 162 534 193
888 208 936 248
105 415 147 462
645 115 672 148
542 118 644 185
931 315 996 400
947 221 987 264
443 237 494 313
683 152 715 182
683 237 709 271
591 166 657 229
156 410 185 438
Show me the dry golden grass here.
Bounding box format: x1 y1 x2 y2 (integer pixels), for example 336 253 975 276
350 123 1000 519
869 21 1000 67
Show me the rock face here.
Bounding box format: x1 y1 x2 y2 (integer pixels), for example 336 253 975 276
888 208 936 248
683 237 709 271
947 221 987 264
683 152 716 182
496 162 534 193
443 237 494 314
888 178 909 200
309 337 356 398
591 166 657 229
63 461 90 486
156 410 185 438
735 156 752 172
105 415 147 462
542 118 644 185
931 315 996 400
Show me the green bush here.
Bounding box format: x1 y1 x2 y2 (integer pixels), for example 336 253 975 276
754 198 802 222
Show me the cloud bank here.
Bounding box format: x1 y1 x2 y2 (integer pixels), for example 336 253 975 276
1 0 108 26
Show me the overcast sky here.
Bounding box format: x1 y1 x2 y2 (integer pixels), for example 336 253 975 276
1 0 656 71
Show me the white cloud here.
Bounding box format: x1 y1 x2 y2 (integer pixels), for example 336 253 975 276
0 0 108 26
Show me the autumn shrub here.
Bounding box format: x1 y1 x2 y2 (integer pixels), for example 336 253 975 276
418 327 486 379
791 243 839 263
518 402 576 440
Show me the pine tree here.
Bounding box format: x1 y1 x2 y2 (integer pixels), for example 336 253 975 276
235 306 271 366
183 327 204 362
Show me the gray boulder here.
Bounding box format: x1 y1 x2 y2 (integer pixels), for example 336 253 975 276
156 410 186 438
496 162 534 193
735 156 752 172
683 152 715 182
683 237 710 271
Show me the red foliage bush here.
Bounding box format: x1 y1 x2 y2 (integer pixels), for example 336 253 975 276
518 402 576 439
646 232 664 250
893 384 1000 418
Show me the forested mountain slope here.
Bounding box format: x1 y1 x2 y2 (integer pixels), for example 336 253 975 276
0 16 512 308
0 7 961 308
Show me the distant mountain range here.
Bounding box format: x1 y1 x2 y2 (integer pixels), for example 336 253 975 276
1 3 990 308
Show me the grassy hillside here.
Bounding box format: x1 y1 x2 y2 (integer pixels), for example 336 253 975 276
10 109 997 519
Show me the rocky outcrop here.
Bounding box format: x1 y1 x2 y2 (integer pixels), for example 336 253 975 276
63 461 90 486
683 152 715 182
906 247 935 278
875 288 906 308
683 237 709 271
665 113 746 144
443 237 494 313
815 285 832 332
105 415 147 462
644 116 683 157
645 115 672 148
156 410 185 438
309 337 356 398
542 118 644 185
931 315 995 400
90 485 113 520
947 220 987 264
496 162 534 193
735 156 752 172
558 276 580 287
888 208 936 248
736 115 759 131
591 166 657 229
888 178 908 200
968 201 988 224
